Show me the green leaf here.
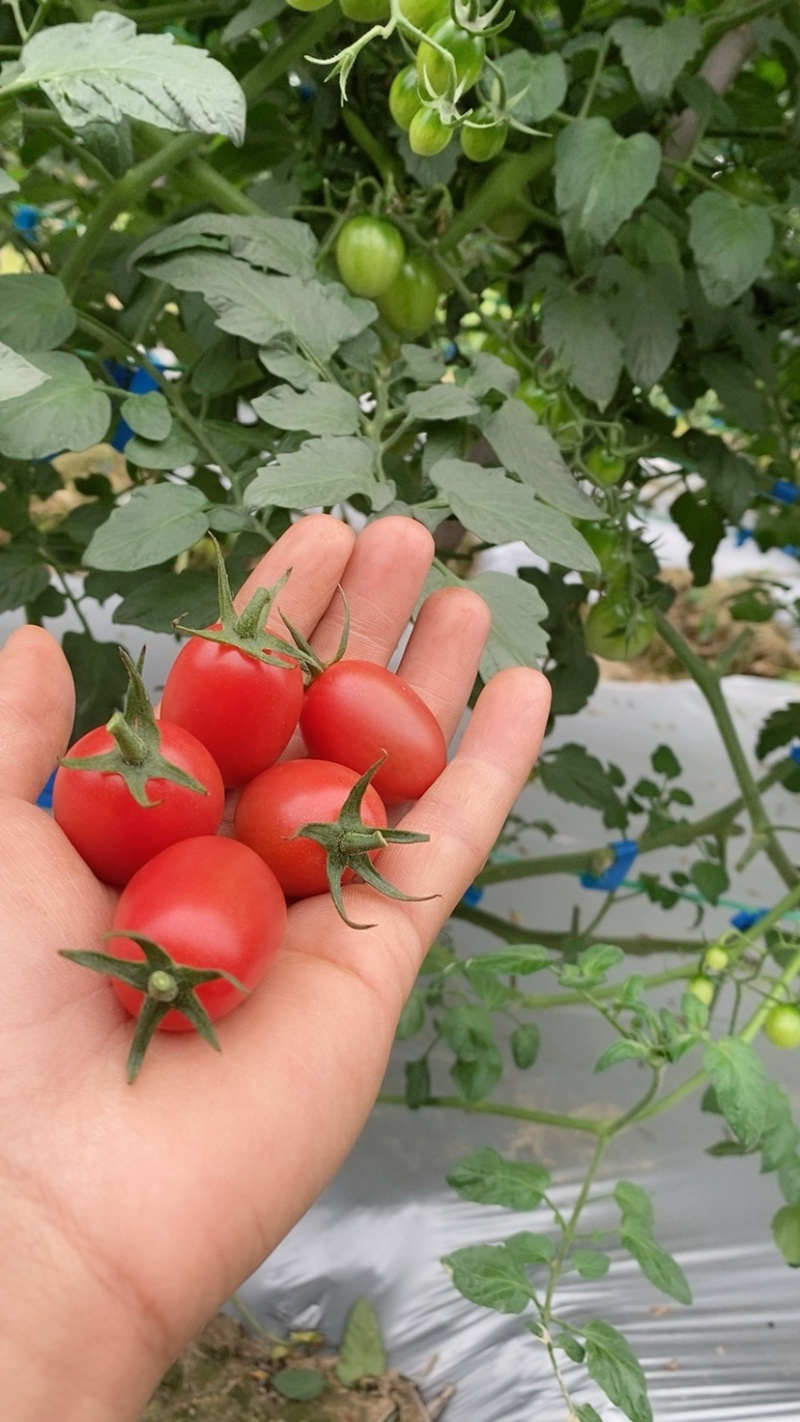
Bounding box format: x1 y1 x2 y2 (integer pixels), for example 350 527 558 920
124 427 199 470
652 744 681 779
428 460 600 573
485 400 600 518
584 1320 653 1422
442 1244 534 1314
597 255 683 389
554 118 661 255
510 1023 541 1069
120 391 172 441
112 569 219 634
620 1225 692 1304
688 192 774 306
539 743 625 823
5 13 246 143
0 545 50 612
395 989 425 1041
756 704 800 760
573 1249 610 1279
0 351 110 458
0 342 50 401
405 385 481 423
575 1405 604 1422
594 1039 650 1072
539 282 624 410
471 570 550 675
252 382 362 436
272 1369 325 1401
336 1298 386 1386
703 1038 768 1149
0 167 19 194
400 343 446 385
84 485 210 571
689 860 728 905
132 213 317 279
62 632 130 741
404 1056 431 1109
772 1203 800 1267
0 273 75 351
138 251 374 362
464 946 553 976
221 0 285 45
247 436 386 510
505 1231 554 1265
760 1082 799 1174
451 1046 504 1103
447 1147 551 1210
611 15 702 105
259 346 319 390
494 50 567 123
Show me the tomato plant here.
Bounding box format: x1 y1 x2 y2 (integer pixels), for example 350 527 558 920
460 111 509 163
389 65 423 130
686 975 715 1007
376 252 439 338
584 600 657 663
397 0 449 28
408 106 454 157
300 659 447 803
335 215 406 298
415 19 485 96
763 1003 800 1049
585 446 627 488
339 0 389 20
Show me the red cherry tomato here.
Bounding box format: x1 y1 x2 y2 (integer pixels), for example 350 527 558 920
108 836 287 1031
53 722 225 885
299 660 447 804
234 758 388 899
160 631 304 787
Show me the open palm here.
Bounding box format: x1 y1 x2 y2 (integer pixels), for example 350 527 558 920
0 513 550 1420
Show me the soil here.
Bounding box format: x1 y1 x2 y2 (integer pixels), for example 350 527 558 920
141 1315 453 1422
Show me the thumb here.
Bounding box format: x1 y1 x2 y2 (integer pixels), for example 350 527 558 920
0 626 75 801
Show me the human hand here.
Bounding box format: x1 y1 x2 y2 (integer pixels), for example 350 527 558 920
0 513 550 1420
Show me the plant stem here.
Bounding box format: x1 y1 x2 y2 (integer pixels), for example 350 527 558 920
239 5 343 104
341 107 402 188
377 1093 604 1134
451 903 709 956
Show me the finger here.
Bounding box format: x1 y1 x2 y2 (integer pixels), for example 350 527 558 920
309 516 436 664
234 512 356 639
395 585 491 743
0 626 75 801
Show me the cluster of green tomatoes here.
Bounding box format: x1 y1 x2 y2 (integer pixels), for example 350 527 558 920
334 213 439 337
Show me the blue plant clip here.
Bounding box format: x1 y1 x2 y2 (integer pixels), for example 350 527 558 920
729 907 767 933
462 884 484 907
770 479 799 506
789 745 800 768
580 839 638 891
105 358 163 451
734 527 753 547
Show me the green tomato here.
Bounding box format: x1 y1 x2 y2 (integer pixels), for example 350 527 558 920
487 205 528 241
481 335 527 377
335 215 406 299
460 109 508 163
389 65 423 130
584 599 656 662
340 0 390 16
514 379 574 432
586 445 627 487
575 521 624 574
376 251 439 338
397 0 450 28
764 1003 800 1049
687 975 715 1007
416 19 485 96
408 105 454 156
285 0 334 10
703 945 730 973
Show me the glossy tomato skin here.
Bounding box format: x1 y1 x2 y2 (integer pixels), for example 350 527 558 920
376 253 439 339
416 19 485 96
53 722 225 885
389 65 423 129
300 660 447 804
234 758 388 899
460 110 508 162
764 1004 800 1049
109 836 286 1031
340 0 389 19
160 633 304 787
409 106 454 156
335 216 406 299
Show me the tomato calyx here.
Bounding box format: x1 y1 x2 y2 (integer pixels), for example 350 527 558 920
173 538 312 673
280 584 350 682
57 649 211 809
60 932 250 1082
294 757 433 929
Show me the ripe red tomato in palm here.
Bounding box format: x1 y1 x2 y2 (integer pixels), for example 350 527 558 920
299 660 447 803
53 722 225 885
160 631 304 787
234 758 388 899
108 836 287 1031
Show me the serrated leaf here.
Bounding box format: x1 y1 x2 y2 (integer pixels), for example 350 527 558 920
611 15 702 105
62 631 130 740
689 860 728 905
447 1147 551 1210
555 118 661 254
120 390 172 441
247 436 384 510
405 385 480 423
688 191 774 306
584 1320 653 1422
465 351 520 398
756 704 800 760
442 1244 534 1314
0 351 110 458
5 13 246 144
336 1298 386 1386
0 273 75 351
0 545 50 612
428 460 600 573
132 213 317 280
597 255 683 389
772 1203 800 1266
84 484 210 571
703 1038 768 1149
138 251 374 362
495 50 567 123
112 569 219 634
652 744 681 778
484 400 600 518
540 282 624 410
272 1369 325 1401
621 1226 692 1304
252 382 362 436
0 342 50 401
539 743 625 821
471 570 550 677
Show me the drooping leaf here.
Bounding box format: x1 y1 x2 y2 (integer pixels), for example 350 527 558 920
688 192 774 306
584 1320 653 1422
252 382 362 436
539 743 626 824
84 484 210 571
447 1147 551 1210
61 632 130 741
484 399 601 517
3 13 246 143
597 255 684 389
0 274 75 351
132 212 317 279
703 1038 768 1149
0 351 110 458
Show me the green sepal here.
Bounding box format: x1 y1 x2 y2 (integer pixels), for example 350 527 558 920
295 758 435 930
172 535 313 671
60 931 250 1083
57 647 210 808
280 584 350 681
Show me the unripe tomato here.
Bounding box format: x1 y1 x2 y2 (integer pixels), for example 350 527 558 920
764 1004 800 1049
575 521 624 575
340 0 389 18
584 599 656 662
703 945 730 973
514 380 571 431
687 975 715 1007
586 445 627 487
376 251 439 338
409 105 454 156
286 0 334 10
389 65 423 130
397 0 449 28
335 215 406 298
416 19 485 96
460 109 508 163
